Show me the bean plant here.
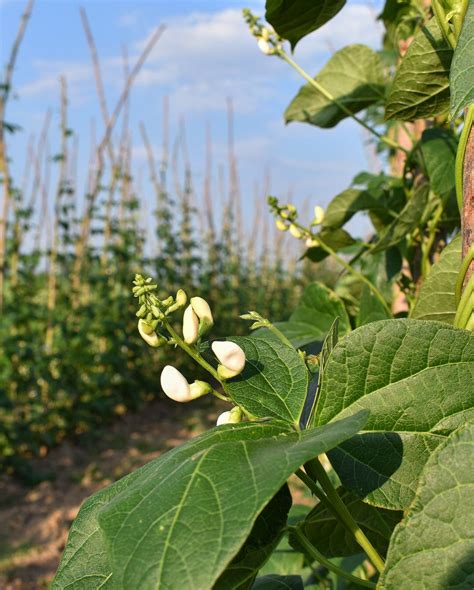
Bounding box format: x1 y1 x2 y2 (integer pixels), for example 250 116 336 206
54 0 474 588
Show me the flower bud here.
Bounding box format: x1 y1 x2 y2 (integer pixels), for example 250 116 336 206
275 219 288 231
191 296 214 336
257 38 273 55
161 295 174 308
216 406 243 426
260 27 270 41
183 304 199 344
212 341 246 374
175 289 187 308
289 224 303 239
312 205 325 225
138 319 166 347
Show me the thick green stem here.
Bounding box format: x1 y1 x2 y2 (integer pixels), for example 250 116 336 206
305 458 385 574
290 526 376 589
163 320 220 381
278 50 408 155
295 468 331 508
455 106 474 214
421 204 444 278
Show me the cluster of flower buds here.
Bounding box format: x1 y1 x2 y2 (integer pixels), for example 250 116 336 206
133 274 188 348
243 8 281 56
268 196 325 250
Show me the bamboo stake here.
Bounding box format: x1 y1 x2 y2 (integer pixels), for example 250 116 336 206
0 0 35 310
45 76 68 352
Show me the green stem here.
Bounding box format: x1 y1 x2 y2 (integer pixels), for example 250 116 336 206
455 244 474 306
315 235 392 316
163 320 220 381
295 468 331 508
432 0 457 49
290 526 376 589
305 458 385 574
455 105 474 213
266 322 293 347
278 50 408 155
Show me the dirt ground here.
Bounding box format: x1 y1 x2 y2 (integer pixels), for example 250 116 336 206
0 398 223 589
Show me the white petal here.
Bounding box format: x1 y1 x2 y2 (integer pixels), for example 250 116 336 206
216 411 232 426
212 341 246 373
160 365 191 402
190 296 213 323
182 305 199 344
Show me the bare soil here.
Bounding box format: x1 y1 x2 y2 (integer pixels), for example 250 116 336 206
0 398 222 589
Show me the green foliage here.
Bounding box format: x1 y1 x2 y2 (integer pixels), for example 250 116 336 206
379 422 474 589
275 282 351 348
450 0 474 115
385 18 453 121
285 45 386 128
314 320 474 509
411 234 461 323
53 414 367 589
265 0 346 50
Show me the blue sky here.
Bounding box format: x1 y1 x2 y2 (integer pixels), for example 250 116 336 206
1 0 384 246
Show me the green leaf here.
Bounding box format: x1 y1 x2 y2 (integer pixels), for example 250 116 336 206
274 283 351 349
54 414 368 590
285 45 386 128
357 284 391 327
313 319 474 510
252 574 304 589
225 335 309 425
372 181 429 253
214 485 292 590
265 0 346 50
450 0 474 115
411 234 462 323
292 487 402 558
305 228 356 262
385 18 453 121
379 422 474 589
321 188 381 230
420 127 457 197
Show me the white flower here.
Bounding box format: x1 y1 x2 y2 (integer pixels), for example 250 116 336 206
191 296 214 335
216 406 243 426
212 341 246 374
257 38 273 55
182 304 199 344
305 237 320 248
312 205 325 225
160 366 192 402
138 319 164 348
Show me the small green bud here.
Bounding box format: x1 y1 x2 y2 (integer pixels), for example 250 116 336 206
275 219 288 231
136 303 147 318
176 289 187 307
161 295 174 308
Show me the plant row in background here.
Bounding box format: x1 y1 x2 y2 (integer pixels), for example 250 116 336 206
0 4 316 476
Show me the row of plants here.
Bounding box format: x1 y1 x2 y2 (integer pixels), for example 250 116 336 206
54 0 474 588
0 3 313 475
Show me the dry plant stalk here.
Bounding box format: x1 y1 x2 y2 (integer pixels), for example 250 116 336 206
0 0 35 310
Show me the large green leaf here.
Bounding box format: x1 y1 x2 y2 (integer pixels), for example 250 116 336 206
214 485 292 590
292 487 402 558
450 0 474 115
385 18 453 121
372 181 428 253
53 415 367 590
265 0 346 50
252 574 304 589
274 283 351 349
411 234 461 323
313 319 474 510
225 335 309 425
420 127 457 197
321 188 381 230
285 45 386 128
379 422 474 589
